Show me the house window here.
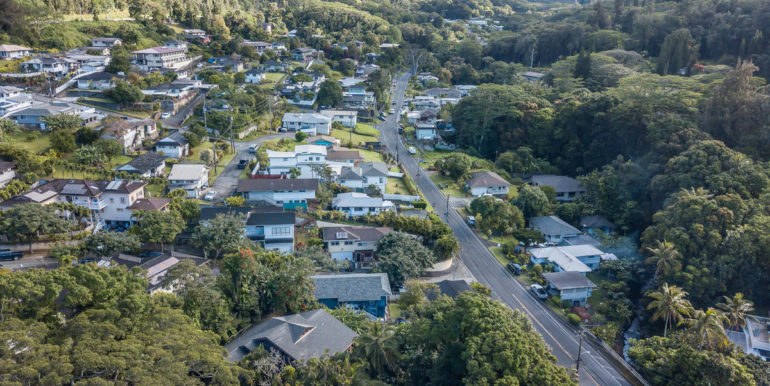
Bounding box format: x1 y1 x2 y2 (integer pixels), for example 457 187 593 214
344 241 353 245
357 242 366 246
331 241 339 246
354 207 363 211
271 226 291 236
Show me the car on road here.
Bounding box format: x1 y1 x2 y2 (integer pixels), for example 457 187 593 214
0 249 22 261
248 145 256 153
389 108 395 114
398 126 404 134
408 146 417 155
506 263 522 275
204 191 217 201
530 284 548 300
161 112 171 119
466 215 476 226
238 159 249 169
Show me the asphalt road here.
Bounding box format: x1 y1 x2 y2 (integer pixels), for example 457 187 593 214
380 73 637 386
205 132 292 201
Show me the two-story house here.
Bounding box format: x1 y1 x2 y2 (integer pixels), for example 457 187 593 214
323 226 392 269
542 272 596 306
465 171 511 197
132 46 189 72
528 175 586 202
0 161 16 188
414 121 437 141
154 132 190 158
319 109 357 128
244 68 265 84
237 178 318 209
281 113 332 135
76 71 116 90
245 208 296 253
101 119 157 154
337 162 388 194
99 180 148 229
311 273 392 318
21 57 71 77
167 164 209 198
141 80 198 113
291 47 318 62
266 144 327 177
115 152 166 177
332 192 394 217
10 103 102 130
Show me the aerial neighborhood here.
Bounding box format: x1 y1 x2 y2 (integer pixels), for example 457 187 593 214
0 0 767 384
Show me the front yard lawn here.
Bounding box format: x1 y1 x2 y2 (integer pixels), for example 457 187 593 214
386 177 410 195
5 130 51 153
429 174 466 197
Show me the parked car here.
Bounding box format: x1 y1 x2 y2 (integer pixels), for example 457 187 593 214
530 284 548 300
506 263 522 275
408 146 417 155
204 191 217 201
0 249 22 261
466 215 476 226
389 108 395 114
237 159 249 169
160 112 171 119
398 127 404 134
248 145 256 153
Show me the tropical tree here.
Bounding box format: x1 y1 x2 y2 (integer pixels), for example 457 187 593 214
647 283 693 337
717 293 754 332
681 308 728 349
645 240 682 279
353 323 400 379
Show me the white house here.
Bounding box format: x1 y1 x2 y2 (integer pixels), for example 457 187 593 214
154 132 189 158
542 272 596 306
0 161 15 188
266 144 327 177
244 68 265 84
21 57 70 77
91 37 122 47
99 180 148 228
529 245 604 272
320 110 357 128
236 178 318 209
281 113 332 135
115 152 166 178
529 215 581 243
0 44 32 60
325 149 363 164
466 171 511 197
337 162 388 194
332 192 394 217
245 209 295 253
323 225 392 269
0 94 35 118
101 119 157 154
167 164 209 198
528 175 586 202
132 46 189 72
76 71 115 90
529 247 592 274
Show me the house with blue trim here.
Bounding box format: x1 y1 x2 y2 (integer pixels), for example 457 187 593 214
311 273 392 318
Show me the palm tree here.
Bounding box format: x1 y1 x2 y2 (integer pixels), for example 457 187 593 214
647 283 693 337
682 308 728 349
645 240 682 278
353 323 400 378
717 293 754 331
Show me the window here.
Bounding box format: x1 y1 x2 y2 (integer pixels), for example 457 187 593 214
331 241 340 246
109 198 114 203
344 241 353 245
354 207 363 211
271 226 291 236
357 242 366 246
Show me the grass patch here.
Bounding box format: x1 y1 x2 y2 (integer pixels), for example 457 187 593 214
358 149 383 162
146 183 165 198
386 177 410 195
4 131 51 153
264 72 285 83
332 128 377 147
389 303 402 320
489 246 508 266
429 174 466 197
354 123 379 137
106 155 133 168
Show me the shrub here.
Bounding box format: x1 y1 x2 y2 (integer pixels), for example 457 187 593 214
412 200 427 209
567 313 582 326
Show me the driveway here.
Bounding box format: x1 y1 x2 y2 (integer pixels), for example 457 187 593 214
205 133 292 201
162 91 206 128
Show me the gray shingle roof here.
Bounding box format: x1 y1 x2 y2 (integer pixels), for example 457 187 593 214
312 273 392 302
529 175 585 194
529 215 580 236
433 279 472 299
247 211 295 226
466 171 511 188
361 162 388 177
224 309 357 362
198 206 252 221
543 271 596 290
119 152 165 173
322 226 392 242
157 132 188 146
236 178 318 192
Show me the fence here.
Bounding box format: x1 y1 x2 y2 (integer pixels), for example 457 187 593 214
383 193 420 202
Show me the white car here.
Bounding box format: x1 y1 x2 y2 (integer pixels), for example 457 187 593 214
408 146 417 155
161 112 171 119
204 191 217 201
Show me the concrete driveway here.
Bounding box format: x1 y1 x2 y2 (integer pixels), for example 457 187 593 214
205 133 292 201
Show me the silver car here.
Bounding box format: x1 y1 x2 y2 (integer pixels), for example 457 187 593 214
530 284 548 300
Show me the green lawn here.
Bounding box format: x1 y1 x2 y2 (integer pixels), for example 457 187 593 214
354 123 379 137
332 128 378 147
489 246 508 266
358 149 384 162
107 155 133 168
264 72 285 82
429 174 467 197
389 303 402 320
386 177 410 195
5 131 51 153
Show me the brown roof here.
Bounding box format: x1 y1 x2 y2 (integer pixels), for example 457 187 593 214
326 150 363 161
322 226 392 242
466 171 511 189
127 198 171 210
0 161 15 172
236 178 318 192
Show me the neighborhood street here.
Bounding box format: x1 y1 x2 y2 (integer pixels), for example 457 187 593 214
379 73 637 386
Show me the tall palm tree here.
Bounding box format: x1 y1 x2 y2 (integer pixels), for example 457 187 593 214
682 308 728 349
717 293 754 331
647 283 693 337
645 240 682 278
353 322 400 378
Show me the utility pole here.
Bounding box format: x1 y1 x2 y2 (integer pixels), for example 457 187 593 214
268 95 274 132
576 330 584 373
205 98 218 175
445 194 449 221
229 114 235 154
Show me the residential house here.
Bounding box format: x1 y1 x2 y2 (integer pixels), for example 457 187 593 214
244 68 265 84
312 273 392 318
115 152 166 177
260 60 288 72
323 226 392 268
281 113 332 135
579 215 616 235
99 180 148 228
75 71 115 90
542 272 596 306
126 197 171 220
141 80 199 113
466 171 511 197
0 90 34 118
429 279 473 300
199 206 253 222
0 44 32 60
424 88 462 99
337 162 388 194
0 86 22 99
416 72 439 83
258 22 272 34
412 96 441 111
91 37 122 48
21 57 70 77
320 109 357 127
66 54 110 72
266 144 327 177
529 215 581 243
225 309 357 362
183 29 210 43
131 46 189 72
9 103 101 130
326 149 362 164
167 164 209 198
332 192 394 217
100 119 157 153
153 132 190 158
0 161 16 188
163 40 188 52
729 314 770 361
236 178 318 209
245 208 295 253
102 251 206 293
529 247 592 274
454 84 477 96
291 47 318 62
522 71 545 82
414 122 437 141
209 55 244 72
529 245 604 271
342 88 375 110
307 135 341 148
242 41 272 54
355 63 379 78
528 175 586 202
